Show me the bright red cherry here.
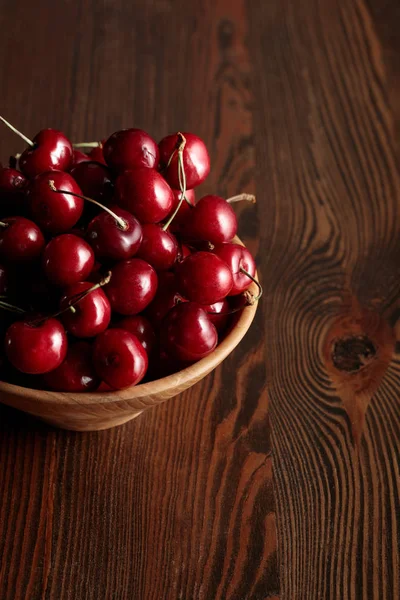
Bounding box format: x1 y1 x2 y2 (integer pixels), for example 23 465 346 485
201 299 229 332
0 264 9 295
5 317 67 374
86 204 142 261
89 143 106 165
71 150 91 168
26 171 84 233
136 224 178 270
93 328 148 389
0 216 45 262
60 281 111 338
158 132 210 189
168 188 196 231
70 161 114 203
19 129 73 178
0 167 27 216
103 129 159 173
144 272 186 327
175 252 233 304
42 341 100 392
213 243 256 295
116 315 156 355
105 259 157 315
115 168 173 223
161 303 218 362
42 234 95 287
182 195 237 244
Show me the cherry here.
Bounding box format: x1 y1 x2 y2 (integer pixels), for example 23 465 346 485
92 328 148 389
42 234 95 287
0 216 45 262
144 272 186 326
176 241 191 262
115 168 173 223
105 258 157 315
5 317 67 374
158 132 210 189
89 144 106 165
86 204 142 261
201 299 229 332
60 281 111 338
182 195 237 244
175 252 233 304
20 129 73 178
26 171 83 233
71 150 91 168
116 315 156 355
168 188 196 231
212 243 256 295
161 302 218 362
42 341 100 392
0 167 27 216
70 161 114 204
0 264 9 295
103 129 159 173
136 224 178 270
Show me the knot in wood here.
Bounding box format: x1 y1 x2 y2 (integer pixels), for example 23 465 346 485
331 335 377 373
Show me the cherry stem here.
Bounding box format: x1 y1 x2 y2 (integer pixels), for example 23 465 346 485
48 181 129 231
0 116 34 147
240 268 263 303
0 298 26 315
226 193 256 204
0 222 9 229
162 135 190 231
73 142 101 148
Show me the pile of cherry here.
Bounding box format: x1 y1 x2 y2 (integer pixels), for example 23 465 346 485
0 116 260 391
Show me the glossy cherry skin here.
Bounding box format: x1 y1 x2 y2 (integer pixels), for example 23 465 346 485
0 216 45 262
0 264 9 295
161 303 218 362
27 170 84 233
144 272 186 327
0 168 27 216
19 129 73 178
105 259 158 315
116 315 156 355
115 168 173 223
70 161 114 203
168 188 196 231
103 129 159 173
89 144 106 165
182 195 237 244
213 243 256 295
5 317 67 374
86 205 142 261
42 234 95 287
93 328 148 389
42 341 100 392
71 150 91 168
136 224 178 270
60 282 111 338
176 241 191 262
175 251 233 304
201 299 229 332
158 132 210 189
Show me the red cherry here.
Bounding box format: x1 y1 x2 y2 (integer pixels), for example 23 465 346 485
0 216 45 262
19 129 73 178
42 234 95 287
168 188 196 231
26 171 84 233
115 168 173 223
116 315 156 355
201 299 229 332
86 205 142 261
103 129 159 172
175 252 233 304
182 195 237 244
0 264 9 295
5 317 67 374
71 150 91 168
176 241 191 262
92 328 148 389
0 168 27 216
144 272 186 326
60 281 111 338
136 224 178 270
161 302 217 362
42 341 100 392
158 132 210 189
70 161 114 203
88 144 106 165
105 259 158 315
213 243 256 295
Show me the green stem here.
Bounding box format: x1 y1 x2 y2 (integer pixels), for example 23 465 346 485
240 268 263 303
0 299 26 315
227 194 256 204
72 141 101 148
0 116 34 147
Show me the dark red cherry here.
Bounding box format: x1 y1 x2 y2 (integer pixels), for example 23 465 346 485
60 281 111 338
201 299 229 332
144 272 186 327
70 161 114 203
42 234 95 287
71 150 91 168
0 216 45 262
89 143 106 165
0 264 9 295
93 328 148 389
103 129 159 173
86 205 142 261
161 302 218 362
176 241 191 262
116 315 156 355
213 243 256 295
136 224 178 270
0 168 27 216
26 170 84 233
175 252 233 304
19 129 73 178
168 188 196 231
182 195 237 244
115 168 173 223
42 341 100 392
5 317 67 374
158 132 210 189
105 258 158 315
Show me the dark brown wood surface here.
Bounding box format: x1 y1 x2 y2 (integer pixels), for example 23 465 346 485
0 0 399 598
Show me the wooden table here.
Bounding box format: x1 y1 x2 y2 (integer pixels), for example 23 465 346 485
0 1 399 598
